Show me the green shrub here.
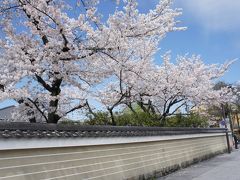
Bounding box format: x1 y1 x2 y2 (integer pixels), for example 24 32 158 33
84 109 160 126
84 107 209 127
115 111 161 126
165 113 209 128
84 112 111 125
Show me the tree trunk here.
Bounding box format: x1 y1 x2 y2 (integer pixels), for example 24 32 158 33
47 112 60 123
127 103 137 115
108 108 116 126
158 114 167 126
137 101 148 113
47 77 62 124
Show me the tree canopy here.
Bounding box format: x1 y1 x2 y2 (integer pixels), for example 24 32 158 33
0 0 234 124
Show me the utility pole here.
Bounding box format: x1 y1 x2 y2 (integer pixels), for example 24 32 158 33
222 104 231 153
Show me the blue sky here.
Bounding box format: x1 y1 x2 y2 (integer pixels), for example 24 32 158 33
1 0 239 109
161 0 240 83
99 0 240 83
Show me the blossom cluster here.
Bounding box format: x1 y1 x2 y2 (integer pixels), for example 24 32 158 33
0 0 234 123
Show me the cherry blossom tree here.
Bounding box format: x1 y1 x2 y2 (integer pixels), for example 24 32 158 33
0 0 183 123
94 54 156 125
93 51 234 125
198 82 238 123
147 54 235 123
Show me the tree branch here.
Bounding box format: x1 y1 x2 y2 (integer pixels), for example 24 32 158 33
0 5 21 13
27 98 48 122
35 74 52 92
0 84 4 92
66 102 86 115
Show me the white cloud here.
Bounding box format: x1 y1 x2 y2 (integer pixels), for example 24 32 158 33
176 0 240 32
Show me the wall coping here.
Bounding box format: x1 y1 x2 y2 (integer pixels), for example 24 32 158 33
0 122 227 139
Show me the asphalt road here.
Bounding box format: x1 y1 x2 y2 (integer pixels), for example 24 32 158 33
159 149 240 180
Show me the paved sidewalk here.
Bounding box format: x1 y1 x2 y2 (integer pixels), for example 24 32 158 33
159 149 240 180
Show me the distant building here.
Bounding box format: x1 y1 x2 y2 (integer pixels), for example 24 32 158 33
0 106 15 121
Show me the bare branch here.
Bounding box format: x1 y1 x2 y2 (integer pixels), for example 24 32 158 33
27 98 48 122
66 102 86 114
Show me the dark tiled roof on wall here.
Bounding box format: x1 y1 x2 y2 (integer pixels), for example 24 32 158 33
0 122 227 139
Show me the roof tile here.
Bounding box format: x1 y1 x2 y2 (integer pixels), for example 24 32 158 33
0 122 227 139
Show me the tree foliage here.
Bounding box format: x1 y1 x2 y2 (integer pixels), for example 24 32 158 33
0 0 234 124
